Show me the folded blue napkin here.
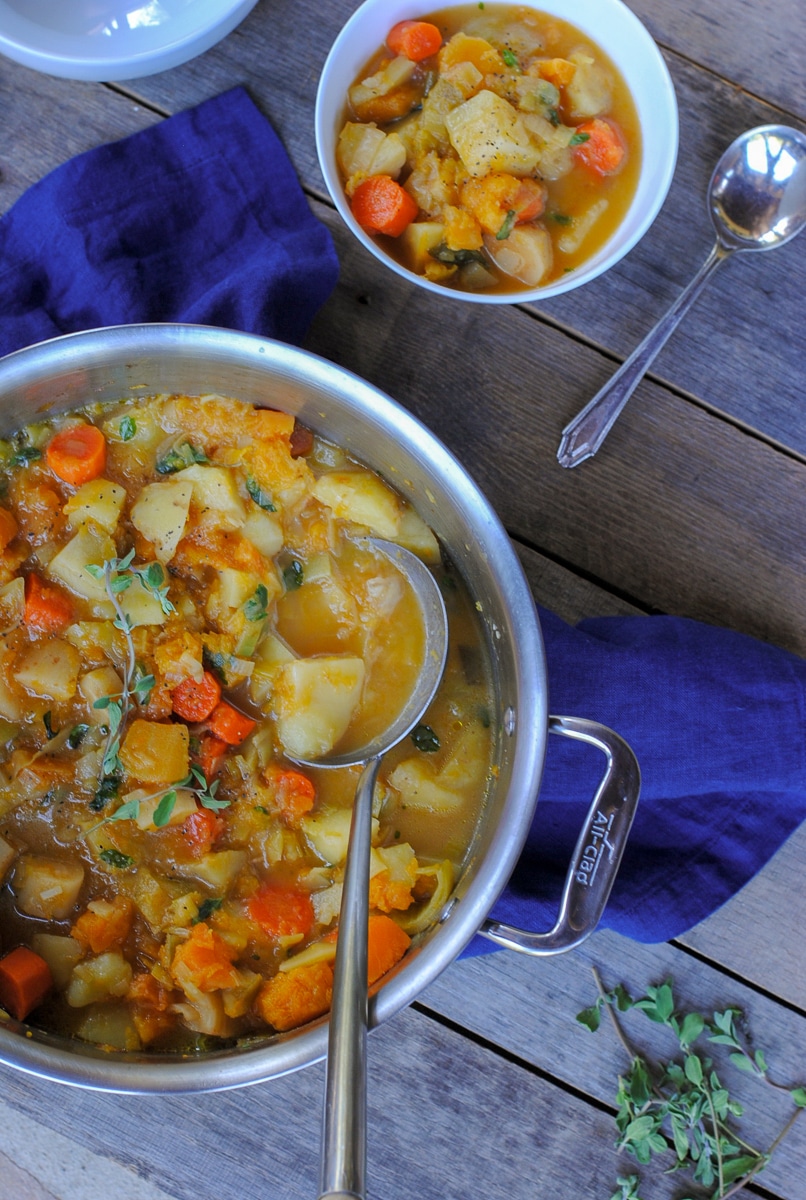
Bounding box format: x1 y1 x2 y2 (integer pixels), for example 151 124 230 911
0 87 338 354
2 87 804 949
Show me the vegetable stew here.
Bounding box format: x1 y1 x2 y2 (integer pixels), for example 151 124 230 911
0 394 494 1051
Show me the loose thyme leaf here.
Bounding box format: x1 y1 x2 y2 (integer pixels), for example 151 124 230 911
90 774 119 812
11 446 42 467
501 47 519 69
153 790 177 827
119 416 136 441
569 130 591 146
283 560 304 590
156 440 208 474
99 848 134 869
67 724 89 750
411 723 440 752
496 209 517 241
244 583 269 622
246 476 276 511
194 897 223 923
43 711 58 740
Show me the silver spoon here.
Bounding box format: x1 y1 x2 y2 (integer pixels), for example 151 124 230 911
287 537 448 1200
557 124 806 469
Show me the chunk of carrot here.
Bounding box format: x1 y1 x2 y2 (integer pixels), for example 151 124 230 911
171 669 222 723
264 766 316 824
197 733 228 780
351 175 418 238
0 946 53 1020
366 913 411 985
247 883 315 940
387 19 442 61
181 806 224 857
45 424 107 486
24 573 74 632
256 960 334 1032
170 922 240 992
572 118 626 176
0 505 18 552
207 701 256 746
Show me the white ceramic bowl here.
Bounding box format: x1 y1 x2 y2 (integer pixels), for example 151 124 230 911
0 0 258 81
316 0 678 303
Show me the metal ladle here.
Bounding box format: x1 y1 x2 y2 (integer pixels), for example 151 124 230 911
557 124 806 468
287 537 448 1200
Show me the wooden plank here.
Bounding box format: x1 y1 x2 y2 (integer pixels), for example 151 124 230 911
421 930 806 1197
1 1004 680 1200
305 204 806 657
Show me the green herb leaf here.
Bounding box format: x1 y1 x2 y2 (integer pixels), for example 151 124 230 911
496 209 517 241
411 723 440 752
576 1004 602 1032
119 416 136 441
11 445 42 467
283 560 304 591
107 798 141 824
501 47 519 70
194 897 223 923
429 242 487 266
99 848 134 869
246 476 276 511
133 672 156 706
791 1086 806 1107
550 212 573 226
153 790 177 827
244 583 269 622
570 130 591 146
155 440 208 474
67 724 89 750
43 711 58 740
90 774 119 812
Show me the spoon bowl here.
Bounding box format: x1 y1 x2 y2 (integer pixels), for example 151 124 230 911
557 124 806 468
289 538 448 1200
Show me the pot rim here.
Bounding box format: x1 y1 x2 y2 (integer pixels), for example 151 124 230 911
0 324 548 1092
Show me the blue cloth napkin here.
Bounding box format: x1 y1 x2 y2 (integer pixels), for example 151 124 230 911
0 87 339 354
2 88 804 949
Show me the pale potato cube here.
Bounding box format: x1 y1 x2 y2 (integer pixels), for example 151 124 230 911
565 53 612 119
386 759 463 812
401 221 447 274
557 199 609 254
445 90 541 177
14 638 81 701
249 634 296 706
216 568 264 611
242 508 283 558
0 832 17 882
273 656 365 759
74 1004 141 1051
66 951 133 1008
337 123 407 189
348 54 415 110
31 933 83 989
118 573 170 627
391 507 441 564
483 224 553 286
0 652 22 721
0 577 25 633
175 849 247 891
174 464 245 529
119 719 189 785
46 524 117 604
63 478 126 533
312 470 402 539
130 479 193 563
132 787 198 831
79 665 124 720
302 807 379 866
13 854 85 920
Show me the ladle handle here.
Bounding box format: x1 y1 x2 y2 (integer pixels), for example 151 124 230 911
557 243 733 468
479 716 640 955
318 756 381 1200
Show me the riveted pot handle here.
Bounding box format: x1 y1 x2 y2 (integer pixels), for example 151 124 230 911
479 715 641 956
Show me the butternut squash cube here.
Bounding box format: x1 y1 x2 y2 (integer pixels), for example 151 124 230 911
119 719 189 785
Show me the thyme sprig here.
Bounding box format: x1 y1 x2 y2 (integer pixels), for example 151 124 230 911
85 551 174 783
95 763 229 833
578 969 806 1200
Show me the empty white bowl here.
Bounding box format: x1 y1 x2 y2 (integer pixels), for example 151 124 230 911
0 0 258 81
316 0 679 302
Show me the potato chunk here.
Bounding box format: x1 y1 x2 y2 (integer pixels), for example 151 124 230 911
46 524 117 604
14 638 81 701
63 478 126 533
483 224 553 286
446 89 541 177
14 854 85 920
273 656 365 759
130 479 193 563
312 470 402 539
119 719 190 785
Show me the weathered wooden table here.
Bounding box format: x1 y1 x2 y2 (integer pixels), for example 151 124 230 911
1 2 805 1197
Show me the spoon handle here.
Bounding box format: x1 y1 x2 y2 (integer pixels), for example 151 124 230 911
557 243 733 468
318 756 381 1200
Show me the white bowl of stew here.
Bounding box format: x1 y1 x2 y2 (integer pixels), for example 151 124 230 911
316 0 678 301
0 325 638 1092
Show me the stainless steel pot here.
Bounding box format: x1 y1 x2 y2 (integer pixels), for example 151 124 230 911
0 324 640 1094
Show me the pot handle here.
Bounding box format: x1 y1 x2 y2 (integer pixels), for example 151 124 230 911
479 715 640 956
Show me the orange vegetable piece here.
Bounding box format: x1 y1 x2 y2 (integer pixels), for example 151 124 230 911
72 895 134 955
45 424 106 486
170 922 241 992
207 701 257 746
0 505 18 552
128 971 176 1045
24 573 73 632
197 733 228 780
573 118 626 176
256 960 334 1032
181 806 224 857
0 945 53 1020
264 766 316 824
247 883 315 940
366 913 411 984
532 57 576 88
351 175 418 238
369 870 415 913
387 19 442 61
171 669 222 723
